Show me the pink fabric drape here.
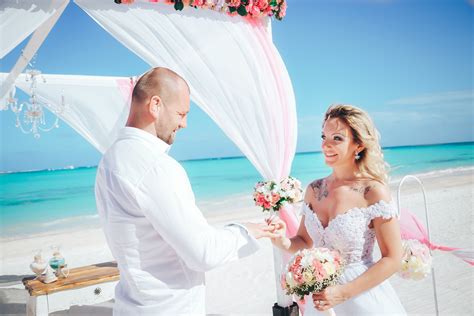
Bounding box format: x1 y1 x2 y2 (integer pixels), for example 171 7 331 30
399 208 474 265
116 77 136 106
279 204 299 238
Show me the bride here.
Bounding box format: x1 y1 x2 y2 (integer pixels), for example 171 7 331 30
271 104 407 315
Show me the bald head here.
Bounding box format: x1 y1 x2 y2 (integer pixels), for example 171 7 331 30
126 67 191 145
132 67 189 106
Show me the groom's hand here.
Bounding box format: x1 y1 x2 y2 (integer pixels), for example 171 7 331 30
243 222 279 239
267 218 290 250
267 217 286 238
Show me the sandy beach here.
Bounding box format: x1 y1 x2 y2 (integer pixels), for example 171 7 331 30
1 168 472 315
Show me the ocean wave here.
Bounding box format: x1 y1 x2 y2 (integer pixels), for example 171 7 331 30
1 186 94 206
0 165 97 175
40 214 100 227
428 157 473 164
1 214 101 240
389 166 474 183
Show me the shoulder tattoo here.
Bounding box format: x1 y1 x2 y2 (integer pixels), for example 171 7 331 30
310 179 329 201
349 184 372 197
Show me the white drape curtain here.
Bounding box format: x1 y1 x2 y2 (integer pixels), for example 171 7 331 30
74 0 297 183
0 73 131 153
0 0 67 58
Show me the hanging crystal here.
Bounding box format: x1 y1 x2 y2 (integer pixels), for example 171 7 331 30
3 59 66 139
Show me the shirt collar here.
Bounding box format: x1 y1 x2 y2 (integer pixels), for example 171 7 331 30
118 127 170 153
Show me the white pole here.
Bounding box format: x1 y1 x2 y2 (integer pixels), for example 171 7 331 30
272 246 294 307
397 175 439 316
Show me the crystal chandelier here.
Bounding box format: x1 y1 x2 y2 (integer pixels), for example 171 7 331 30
1 66 66 139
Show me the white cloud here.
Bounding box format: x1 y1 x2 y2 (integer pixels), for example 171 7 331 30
386 90 474 106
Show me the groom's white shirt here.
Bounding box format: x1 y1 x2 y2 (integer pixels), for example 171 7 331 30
95 127 260 316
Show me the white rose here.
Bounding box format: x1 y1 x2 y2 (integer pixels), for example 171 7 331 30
301 255 313 268
323 262 335 275
302 270 314 283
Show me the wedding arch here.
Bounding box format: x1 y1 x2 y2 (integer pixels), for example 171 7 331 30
1 0 299 310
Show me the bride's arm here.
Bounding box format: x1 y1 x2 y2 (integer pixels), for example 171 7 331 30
314 184 403 310
271 216 313 253
271 186 314 253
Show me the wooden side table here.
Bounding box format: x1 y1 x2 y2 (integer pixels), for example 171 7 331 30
22 261 119 316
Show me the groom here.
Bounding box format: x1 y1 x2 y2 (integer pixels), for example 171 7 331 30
95 67 277 315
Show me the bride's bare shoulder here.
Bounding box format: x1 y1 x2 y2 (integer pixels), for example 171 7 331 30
304 177 329 204
363 180 391 205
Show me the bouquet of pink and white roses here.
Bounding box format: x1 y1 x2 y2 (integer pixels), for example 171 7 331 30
398 239 432 280
253 176 302 213
282 247 344 304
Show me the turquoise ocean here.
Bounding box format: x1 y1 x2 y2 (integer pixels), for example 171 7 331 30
1 142 473 239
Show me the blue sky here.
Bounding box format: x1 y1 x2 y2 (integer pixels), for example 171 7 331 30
1 0 473 172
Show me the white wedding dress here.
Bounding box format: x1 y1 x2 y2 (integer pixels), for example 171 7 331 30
301 200 407 315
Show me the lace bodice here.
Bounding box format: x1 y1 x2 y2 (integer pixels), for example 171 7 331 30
301 200 399 265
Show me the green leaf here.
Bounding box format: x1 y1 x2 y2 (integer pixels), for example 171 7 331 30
174 1 184 11
237 5 248 16
228 6 237 13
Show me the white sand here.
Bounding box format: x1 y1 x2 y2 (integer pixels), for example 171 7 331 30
0 168 472 315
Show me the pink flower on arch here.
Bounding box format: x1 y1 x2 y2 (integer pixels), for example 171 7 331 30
193 0 206 7
255 0 269 11
229 0 241 7
277 0 287 19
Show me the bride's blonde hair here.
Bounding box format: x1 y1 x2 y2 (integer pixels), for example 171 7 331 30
323 104 389 184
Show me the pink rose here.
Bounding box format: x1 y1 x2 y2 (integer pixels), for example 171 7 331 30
245 0 261 16
294 271 303 284
256 0 269 10
294 255 302 266
312 259 328 281
229 0 241 7
193 0 205 6
263 200 271 209
271 193 280 204
277 1 286 19
263 6 273 16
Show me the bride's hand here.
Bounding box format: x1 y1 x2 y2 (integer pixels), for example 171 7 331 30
267 217 290 250
312 285 350 311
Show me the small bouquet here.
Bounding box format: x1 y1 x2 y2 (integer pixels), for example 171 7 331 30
398 239 432 280
253 176 302 213
282 248 344 314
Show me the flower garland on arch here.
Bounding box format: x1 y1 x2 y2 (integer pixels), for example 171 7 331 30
114 0 287 21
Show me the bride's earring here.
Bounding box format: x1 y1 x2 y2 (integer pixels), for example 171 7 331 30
355 152 361 160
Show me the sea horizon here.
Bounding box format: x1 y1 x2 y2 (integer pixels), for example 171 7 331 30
1 140 472 174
